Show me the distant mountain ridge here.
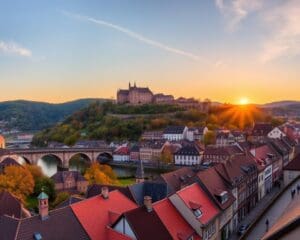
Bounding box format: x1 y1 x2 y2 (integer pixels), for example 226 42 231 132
0 98 110 131
261 101 300 108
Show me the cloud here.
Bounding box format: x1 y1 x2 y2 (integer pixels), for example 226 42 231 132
62 10 200 61
215 0 265 31
260 0 300 62
0 41 32 57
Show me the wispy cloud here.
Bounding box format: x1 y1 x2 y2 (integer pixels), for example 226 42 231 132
62 10 200 61
215 0 265 31
0 41 32 57
260 0 300 62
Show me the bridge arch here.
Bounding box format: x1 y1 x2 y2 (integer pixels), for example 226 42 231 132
37 154 64 177
68 152 92 163
69 152 92 173
19 156 31 165
97 152 113 164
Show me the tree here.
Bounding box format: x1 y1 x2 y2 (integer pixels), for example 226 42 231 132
0 165 34 203
161 147 173 165
52 191 70 207
84 162 118 185
203 130 216 146
34 177 56 202
24 164 44 182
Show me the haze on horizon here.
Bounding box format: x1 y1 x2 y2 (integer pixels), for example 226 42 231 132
0 0 299 104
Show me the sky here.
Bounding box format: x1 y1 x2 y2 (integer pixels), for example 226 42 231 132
0 0 300 104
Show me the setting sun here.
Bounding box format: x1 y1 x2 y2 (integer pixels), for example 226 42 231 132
239 98 249 105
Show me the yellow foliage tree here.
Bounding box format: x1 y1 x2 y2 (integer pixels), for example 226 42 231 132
84 162 118 185
24 164 44 182
0 165 34 203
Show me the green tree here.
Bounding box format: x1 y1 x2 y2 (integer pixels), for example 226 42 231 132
34 177 56 202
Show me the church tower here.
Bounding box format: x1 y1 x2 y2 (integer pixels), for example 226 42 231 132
38 190 49 220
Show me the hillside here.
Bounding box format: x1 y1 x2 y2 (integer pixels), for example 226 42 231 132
32 102 276 146
0 99 109 131
262 101 300 108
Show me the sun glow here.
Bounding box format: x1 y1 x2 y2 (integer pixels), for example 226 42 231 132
238 98 249 105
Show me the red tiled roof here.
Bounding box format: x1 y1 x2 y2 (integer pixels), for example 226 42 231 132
153 198 201 240
176 183 220 225
284 154 300 171
197 167 235 210
114 146 130 155
71 190 137 240
106 227 133 240
120 206 173 240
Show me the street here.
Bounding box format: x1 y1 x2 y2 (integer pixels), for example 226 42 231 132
245 178 300 240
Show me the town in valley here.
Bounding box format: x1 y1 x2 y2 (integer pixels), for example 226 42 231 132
1 1 300 240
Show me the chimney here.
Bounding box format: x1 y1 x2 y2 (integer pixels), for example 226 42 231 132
101 186 109 199
144 196 152 212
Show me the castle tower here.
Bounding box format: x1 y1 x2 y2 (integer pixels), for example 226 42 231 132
135 159 145 183
38 190 49 220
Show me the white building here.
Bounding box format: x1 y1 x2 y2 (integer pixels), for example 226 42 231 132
113 146 130 162
187 127 208 141
268 127 286 139
163 126 188 141
174 145 202 166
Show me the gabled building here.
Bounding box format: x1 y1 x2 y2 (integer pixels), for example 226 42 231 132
0 191 31 219
141 130 163 140
112 196 173 240
197 167 236 238
169 183 220 240
139 140 168 163
153 198 201 240
187 127 208 142
0 191 90 240
113 146 130 162
268 127 286 139
174 145 203 166
283 154 300 186
203 145 244 164
51 170 88 194
250 123 273 143
72 188 138 240
215 155 258 222
160 167 196 194
117 82 153 105
163 126 188 141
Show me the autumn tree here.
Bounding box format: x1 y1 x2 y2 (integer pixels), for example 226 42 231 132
160 147 173 165
84 162 118 185
203 130 216 146
24 164 44 182
0 165 34 203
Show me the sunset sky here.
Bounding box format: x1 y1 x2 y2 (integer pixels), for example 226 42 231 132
0 0 299 104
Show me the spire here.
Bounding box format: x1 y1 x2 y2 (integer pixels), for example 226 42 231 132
129 82 131 89
136 159 145 183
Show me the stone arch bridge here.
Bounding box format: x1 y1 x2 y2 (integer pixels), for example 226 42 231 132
0 147 113 169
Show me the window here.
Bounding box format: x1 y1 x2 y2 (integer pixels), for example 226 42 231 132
193 209 202 218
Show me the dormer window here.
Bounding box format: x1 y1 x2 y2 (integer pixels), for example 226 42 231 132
216 191 229 204
193 209 202 218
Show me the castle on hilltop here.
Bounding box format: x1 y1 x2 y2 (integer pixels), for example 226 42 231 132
117 82 174 105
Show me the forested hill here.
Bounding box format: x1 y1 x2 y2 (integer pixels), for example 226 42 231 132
32 102 280 147
0 99 109 131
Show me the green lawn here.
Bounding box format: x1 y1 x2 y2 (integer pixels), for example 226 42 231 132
118 178 135 186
